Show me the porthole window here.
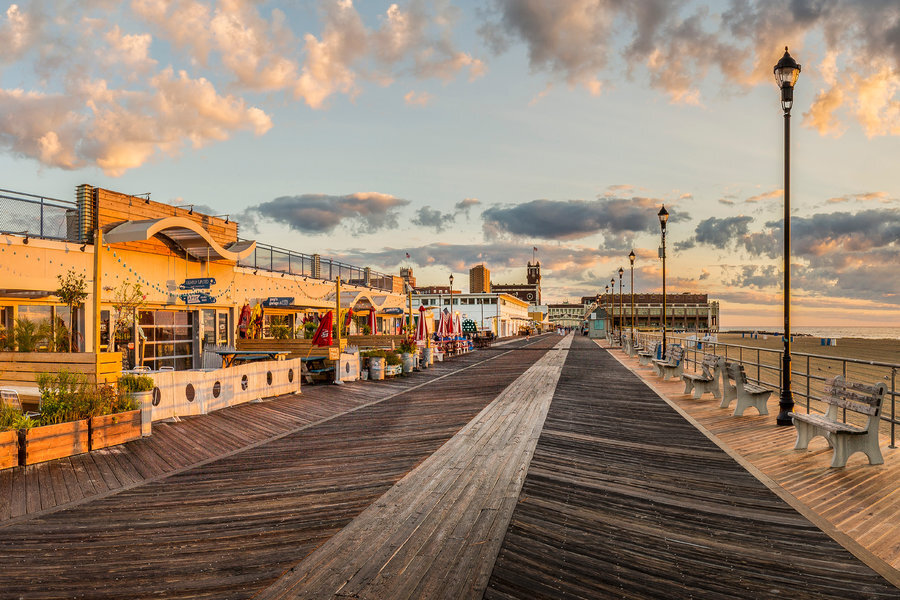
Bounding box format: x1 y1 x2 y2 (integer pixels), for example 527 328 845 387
266 371 273 385
185 383 195 402
288 369 294 383
152 387 161 406
241 374 249 391
213 381 221 398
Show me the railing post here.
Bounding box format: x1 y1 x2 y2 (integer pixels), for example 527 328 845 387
40 196 45 238
806 355 811 413
888 367 897 448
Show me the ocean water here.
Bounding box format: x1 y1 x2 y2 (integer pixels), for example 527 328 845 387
722 326 900 341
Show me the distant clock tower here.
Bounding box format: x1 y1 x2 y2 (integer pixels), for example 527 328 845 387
527 261 541 304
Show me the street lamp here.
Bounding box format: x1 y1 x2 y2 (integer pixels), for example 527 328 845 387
658 205 669 358
610 277 616 340
618 267 624 346
629 250 636 345
448 273 454 310
774 47 801 426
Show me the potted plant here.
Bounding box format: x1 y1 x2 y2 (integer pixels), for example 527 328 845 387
383 351 403 377
0 405 23 469
118 373 155 437
23 370 91 465
397 339 416 374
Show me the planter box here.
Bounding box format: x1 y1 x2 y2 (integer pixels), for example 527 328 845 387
384 365 403 377
23 420 89 466
0 430 18 470
90 410 141 451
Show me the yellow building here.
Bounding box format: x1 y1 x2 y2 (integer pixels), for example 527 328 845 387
0 185 408 370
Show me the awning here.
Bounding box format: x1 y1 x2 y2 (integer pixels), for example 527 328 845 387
104 217 256 262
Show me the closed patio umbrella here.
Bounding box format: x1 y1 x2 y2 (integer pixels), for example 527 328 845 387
415 305 427 342
368 310 377 334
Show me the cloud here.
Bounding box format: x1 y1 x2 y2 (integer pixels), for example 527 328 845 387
826 191 892 204
479 1 900 136
404 90 433 106
745 189 783 203
411 206 452 232
454 197 480 214
248 192 410 235
693 215 754 248
482 196 689 242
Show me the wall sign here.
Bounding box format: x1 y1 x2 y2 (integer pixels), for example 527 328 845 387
263 297 294 307
180 292 216 304
179 277 216 290
381 307 404 315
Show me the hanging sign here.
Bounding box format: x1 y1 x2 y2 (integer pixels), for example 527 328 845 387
180 292 216 304
263 296 294 308
179 277 216 290
381 307 404 315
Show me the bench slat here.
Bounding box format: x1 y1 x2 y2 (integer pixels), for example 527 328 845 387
790 412 866 434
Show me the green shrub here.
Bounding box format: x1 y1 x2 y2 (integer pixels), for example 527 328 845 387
303 321 317 339
0 404 20 432
118 374 154 394
12 414 38 430
14 318 49 352
397 339 416 354
37 371 128 424
359 349 402 365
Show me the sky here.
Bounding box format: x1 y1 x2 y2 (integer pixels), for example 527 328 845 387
1 0 899 328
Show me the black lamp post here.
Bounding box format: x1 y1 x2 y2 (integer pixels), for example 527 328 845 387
658 205 669 358
449 273 454 312
610 277 616 339
618 267 624 345
605 284 610 335
774 47 801 426
629 250 636 345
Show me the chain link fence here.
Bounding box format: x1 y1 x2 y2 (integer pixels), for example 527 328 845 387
0 188 77 241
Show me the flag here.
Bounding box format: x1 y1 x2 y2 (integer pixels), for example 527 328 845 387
533 246 538 252
311 311 333 346
343 307 353 329
405 252 410 259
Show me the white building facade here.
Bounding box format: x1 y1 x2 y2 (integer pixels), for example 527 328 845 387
412 292 530 338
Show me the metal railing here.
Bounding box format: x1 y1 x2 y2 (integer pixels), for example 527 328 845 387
0 188 397 293
238 240 395 291
628 330 898 447
0 188 77 242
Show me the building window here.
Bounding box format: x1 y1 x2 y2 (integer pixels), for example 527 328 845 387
139 310 194 370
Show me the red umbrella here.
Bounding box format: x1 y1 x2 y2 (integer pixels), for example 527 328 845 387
368 310 377 334
453 312 462 336
415 305 427 342
312 311 334 347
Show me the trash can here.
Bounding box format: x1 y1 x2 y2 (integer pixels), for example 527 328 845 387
369 357 385 381
422 347 433 366
401 353 414 374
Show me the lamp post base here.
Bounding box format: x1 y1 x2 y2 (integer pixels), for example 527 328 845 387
776 353 794 426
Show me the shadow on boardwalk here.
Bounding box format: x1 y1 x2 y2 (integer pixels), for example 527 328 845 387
485 336 898 599
0 337 556 599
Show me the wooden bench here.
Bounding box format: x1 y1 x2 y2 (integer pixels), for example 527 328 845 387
637 341 660 366
721 362 772 416
790 376 887 468
652 345 684 380
682 354 724 399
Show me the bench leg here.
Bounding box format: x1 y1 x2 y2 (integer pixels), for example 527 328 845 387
830 434 884 468
683 379 694 396
793 421 830 450
733 393 769 417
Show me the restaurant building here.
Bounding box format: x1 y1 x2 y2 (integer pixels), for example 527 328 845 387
581 292 720 333
411 292 530 338
0 185 409 370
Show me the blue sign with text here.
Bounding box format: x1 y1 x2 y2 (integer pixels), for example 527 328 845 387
262 297 294 307
180 292 216 305
179 277 216 290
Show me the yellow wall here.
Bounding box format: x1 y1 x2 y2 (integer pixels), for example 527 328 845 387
0 234 405 347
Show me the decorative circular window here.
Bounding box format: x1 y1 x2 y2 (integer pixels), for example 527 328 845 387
345 362 351 373
213 381 221 398
288 369 294 383
241 374 249 391
266 371 273 385
152 387 161 406
185 383 195 402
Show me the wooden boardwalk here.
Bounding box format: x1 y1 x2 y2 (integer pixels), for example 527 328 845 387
485 336 899 599
1 334 897 598
258 336 572 599
0 337 557 599
607 340 900 577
